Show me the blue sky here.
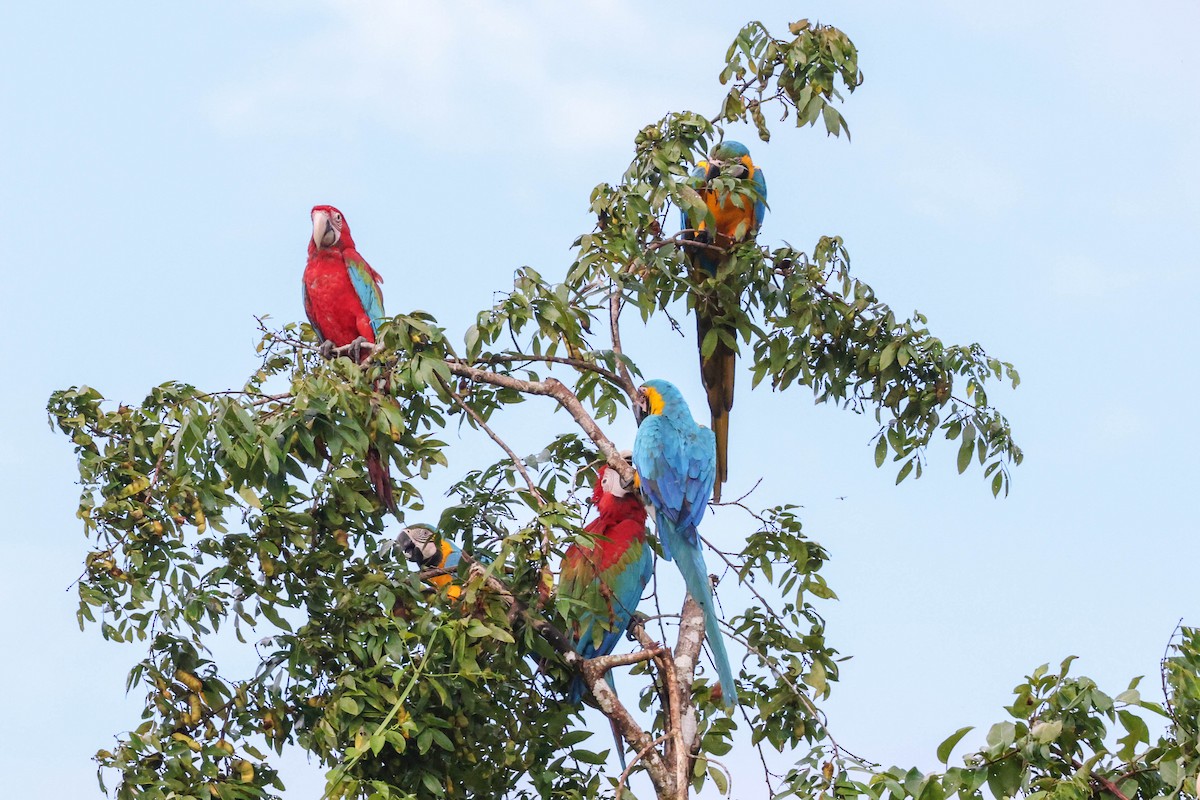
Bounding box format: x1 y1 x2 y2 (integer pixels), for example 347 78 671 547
3 1 1198 797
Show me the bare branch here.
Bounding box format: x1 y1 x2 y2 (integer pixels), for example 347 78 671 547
616 735 669 799
585 646 667 674
470 353 627 389
444 363 635 485
673 595 707 784
582 661 672 792
440 377 552 560
608 287 637 399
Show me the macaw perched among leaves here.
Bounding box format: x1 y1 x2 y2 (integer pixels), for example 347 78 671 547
302 205 396 514
559 454 653 767
395 523 466 601
632 379 737 708
680 141 767 502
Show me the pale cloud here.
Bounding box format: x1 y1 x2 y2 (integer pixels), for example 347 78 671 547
203 0 708 156
1044 252 1136 299
877 123 1023 223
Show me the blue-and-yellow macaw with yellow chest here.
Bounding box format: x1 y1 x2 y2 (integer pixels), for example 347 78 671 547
395 524 466 601
680 141 767 502
632 379 737 708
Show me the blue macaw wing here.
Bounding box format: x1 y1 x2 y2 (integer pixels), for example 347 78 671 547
345 256 386 335
680 425 716 534
633 416 716 549
751 165 767 234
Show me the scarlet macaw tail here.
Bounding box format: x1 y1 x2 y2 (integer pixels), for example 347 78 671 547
366 446 398 516
663 518 738 708
696 309 734 503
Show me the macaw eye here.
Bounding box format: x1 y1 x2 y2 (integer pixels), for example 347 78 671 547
333 213 342 225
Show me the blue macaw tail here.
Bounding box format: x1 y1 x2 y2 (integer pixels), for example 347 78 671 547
664 518 738 708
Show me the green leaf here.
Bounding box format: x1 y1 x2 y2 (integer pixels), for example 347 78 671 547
710 764 730 795
237 486 262 509
1030 720 1061 744
936 726 973 764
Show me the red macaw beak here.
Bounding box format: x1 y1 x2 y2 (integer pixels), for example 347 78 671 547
311 209 338 249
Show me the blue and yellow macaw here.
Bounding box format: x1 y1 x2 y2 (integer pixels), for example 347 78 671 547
680 141 767 502
395 524 466 601
559 455 653 767
631 379 737 707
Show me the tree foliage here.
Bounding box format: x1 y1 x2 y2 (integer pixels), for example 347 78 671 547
47 15 1190 800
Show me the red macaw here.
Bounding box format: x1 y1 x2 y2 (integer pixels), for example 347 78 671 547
680 141 767 502
302 205 395 513
559 456 653 767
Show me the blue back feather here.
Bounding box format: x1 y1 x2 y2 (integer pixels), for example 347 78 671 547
345 256 386 334
632 380 736 707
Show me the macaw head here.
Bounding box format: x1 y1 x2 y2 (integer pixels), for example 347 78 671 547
709 140 754 178
395 524 441 567
310 205 356 254
595 450 636 501
633 379 684 425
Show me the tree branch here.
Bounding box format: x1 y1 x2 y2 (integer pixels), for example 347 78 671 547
672 595 707 788
444 363 635 485
469 353 627 390
582 659 672 792
440 377 552 561
608 287 637 399
617 735 670 799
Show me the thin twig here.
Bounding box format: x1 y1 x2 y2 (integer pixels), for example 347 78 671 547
440 376 550 557
468 353 627 388
608 286 637 399
1160 618 1184 723
616 735 669 798
443 363 635 485
1072 759 1132 800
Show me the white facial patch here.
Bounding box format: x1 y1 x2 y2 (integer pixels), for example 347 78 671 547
397 526 439 565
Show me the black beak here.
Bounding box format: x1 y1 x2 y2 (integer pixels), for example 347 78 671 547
728 164 748 179
633 392 648 425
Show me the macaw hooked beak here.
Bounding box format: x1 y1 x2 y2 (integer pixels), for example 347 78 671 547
601 450 637 497
632 390 649 425
396 527 439 567
312 210 338 249
727 163 749 179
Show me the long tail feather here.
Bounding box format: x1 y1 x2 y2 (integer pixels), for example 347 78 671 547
609 715 627 770
663 518 738 707
696 309 735 502
366 446 398 516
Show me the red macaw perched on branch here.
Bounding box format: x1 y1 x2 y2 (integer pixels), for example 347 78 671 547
680 141 767 502
559 455 653 767
302 205 396 514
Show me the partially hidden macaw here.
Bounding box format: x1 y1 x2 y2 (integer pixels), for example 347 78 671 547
395 523 466 601
302 205 396 514
680 141 767 502
559 455 653 768
631 379 737 707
